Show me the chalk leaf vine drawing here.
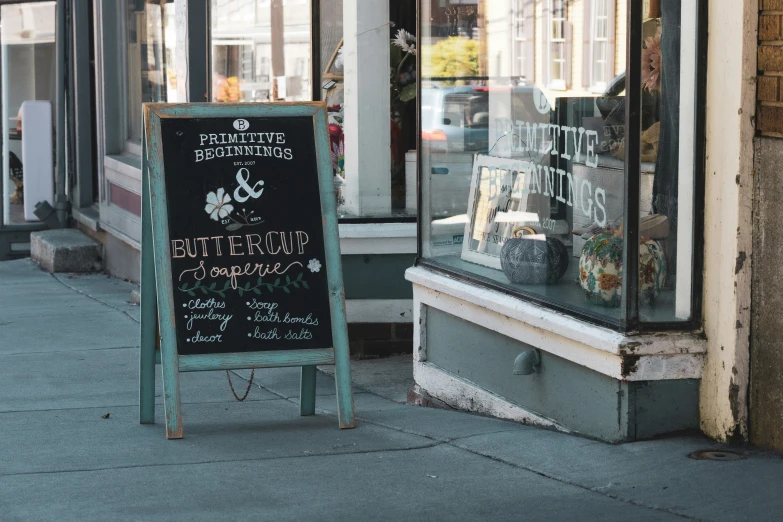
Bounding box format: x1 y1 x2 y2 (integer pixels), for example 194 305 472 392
178 274 309 297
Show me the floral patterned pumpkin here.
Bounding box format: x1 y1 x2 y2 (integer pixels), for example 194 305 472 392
578 233 667 307
638 238 667 304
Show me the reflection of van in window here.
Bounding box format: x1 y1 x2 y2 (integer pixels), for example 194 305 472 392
421 83 490 153
421 82 542 219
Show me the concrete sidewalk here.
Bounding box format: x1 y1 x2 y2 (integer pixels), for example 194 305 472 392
0 258 781 521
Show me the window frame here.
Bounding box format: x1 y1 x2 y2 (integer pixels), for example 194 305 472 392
512 0 527 80
0 0 59 238
93 0 142 245
94 0 207 245
546 0 568 91
415 0 709 334
586 0 615 93
122 0 179 149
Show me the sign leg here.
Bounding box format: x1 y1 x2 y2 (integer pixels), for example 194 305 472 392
161 342 183 439
333 344 356 429
139 133 156 424
300 365 317 416
315 104 356 429
138 288 156 424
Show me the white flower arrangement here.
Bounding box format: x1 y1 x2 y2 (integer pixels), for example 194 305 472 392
307 259 322 273
334 46 344 70
392 28 416 55
205 188 233 221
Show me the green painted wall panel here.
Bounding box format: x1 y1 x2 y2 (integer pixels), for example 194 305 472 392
341 254 415 300
630 380 700 439
424 306 699 442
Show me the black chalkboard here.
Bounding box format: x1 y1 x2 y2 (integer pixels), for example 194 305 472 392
158 116 333 355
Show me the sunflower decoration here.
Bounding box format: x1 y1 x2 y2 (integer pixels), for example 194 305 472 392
641 31 662 93
390 28 417 104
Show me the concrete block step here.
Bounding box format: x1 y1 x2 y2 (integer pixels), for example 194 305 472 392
31 229 103 273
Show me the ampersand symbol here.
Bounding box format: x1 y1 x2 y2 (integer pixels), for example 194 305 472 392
233 168 264 203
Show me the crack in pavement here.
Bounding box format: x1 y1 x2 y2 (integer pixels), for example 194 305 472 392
0 442 445 479
0 397 290 415
50 273 140 324
0 345 141 357
447 443 703 520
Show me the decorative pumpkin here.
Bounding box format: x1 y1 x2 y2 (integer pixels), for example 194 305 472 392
638 238 667 304
500 227 569 285
579 233 624 306
578 233 667 307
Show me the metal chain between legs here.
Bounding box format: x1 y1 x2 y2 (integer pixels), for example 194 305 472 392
225 369 255 401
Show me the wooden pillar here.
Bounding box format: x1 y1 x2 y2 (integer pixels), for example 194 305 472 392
174 0 209 102
342 0 391 215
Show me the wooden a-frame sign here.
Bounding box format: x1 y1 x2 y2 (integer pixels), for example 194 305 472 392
139 102 355 439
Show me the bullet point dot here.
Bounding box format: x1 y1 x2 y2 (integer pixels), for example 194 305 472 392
246 302 250 306
184 315 188 318
186 338 190 342
182 304 187 308
248 333 252 337
247 316 252 320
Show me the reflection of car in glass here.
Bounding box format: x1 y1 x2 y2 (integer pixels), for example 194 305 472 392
421 82 540 154
421 83 541 220
421 83 490 153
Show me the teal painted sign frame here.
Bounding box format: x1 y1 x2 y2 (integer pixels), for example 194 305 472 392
139 102 355 439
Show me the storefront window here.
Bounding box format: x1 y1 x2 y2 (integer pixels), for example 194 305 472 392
125 0 178 144
318 0 417 220
419 0 700 327
210 0 312 103
1 1 56 225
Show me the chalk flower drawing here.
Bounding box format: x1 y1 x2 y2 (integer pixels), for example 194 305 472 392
204 186 264 231
307 259 322 273
205 188 234 221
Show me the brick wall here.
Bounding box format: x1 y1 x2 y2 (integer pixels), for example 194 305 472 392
758 1 783 136
347 323 413 359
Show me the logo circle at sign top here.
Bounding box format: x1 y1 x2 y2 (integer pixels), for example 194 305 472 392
533 87 551 115
233 119 250 131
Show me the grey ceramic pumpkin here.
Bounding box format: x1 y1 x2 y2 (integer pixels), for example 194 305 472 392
500 227 569 285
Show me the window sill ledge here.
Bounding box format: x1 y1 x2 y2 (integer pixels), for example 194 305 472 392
338 222 417 254
405 265 705 381
104 153 142 176
72 205 100 232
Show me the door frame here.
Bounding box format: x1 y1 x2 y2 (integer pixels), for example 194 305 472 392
0 0 96 260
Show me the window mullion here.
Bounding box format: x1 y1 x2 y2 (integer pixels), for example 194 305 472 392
622 0 642 329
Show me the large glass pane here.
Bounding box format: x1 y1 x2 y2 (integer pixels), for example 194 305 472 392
319 0 417 220
420 0 631 323
1 1 56 225
210 0 312 103
638 0 697 322
125 0 178 143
